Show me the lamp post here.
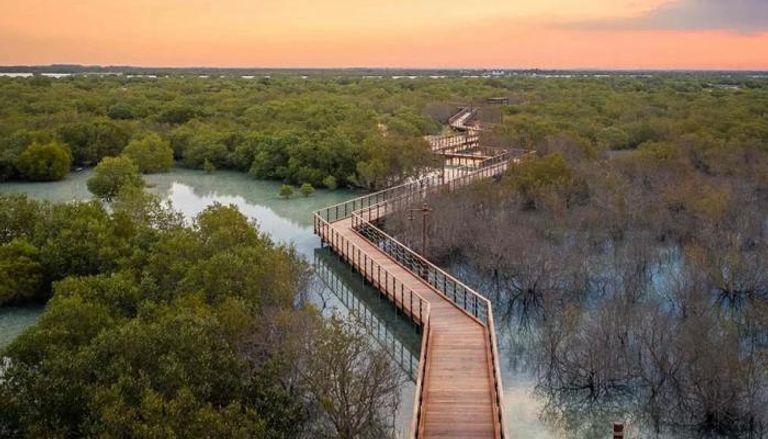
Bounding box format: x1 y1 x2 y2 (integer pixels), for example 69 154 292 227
408 202 433 257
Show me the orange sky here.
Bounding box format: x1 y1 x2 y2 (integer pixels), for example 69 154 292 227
0 0 766 69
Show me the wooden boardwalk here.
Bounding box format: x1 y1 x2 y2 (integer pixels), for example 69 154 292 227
318 217 500 437
314 108 522 438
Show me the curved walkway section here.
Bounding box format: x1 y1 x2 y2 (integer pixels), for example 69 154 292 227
314 111 526 438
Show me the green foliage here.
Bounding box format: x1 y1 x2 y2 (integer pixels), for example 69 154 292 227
28 74 53 88
158 104 199 124
0 195 41 243
16 141 71 181
58 118 131 166
279 184 294 199
36 201 124 281
1 74 767 188
203 159 216 173
505 153 579 209
322 175 338 190
195 203 263 252
180 128 232 169
0 239 44 305
0 195 313 438
122 133 174 174
0 76 445 185
87 156 145 200
597 127 631 150
299 182 315 197
507 153 574 191
636 141 685 165
106 102 135 120
354 135 433 189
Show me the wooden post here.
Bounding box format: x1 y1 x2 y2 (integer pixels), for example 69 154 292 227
613 422 624 439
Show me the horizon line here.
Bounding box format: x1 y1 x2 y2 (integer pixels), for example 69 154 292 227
1 64 767 73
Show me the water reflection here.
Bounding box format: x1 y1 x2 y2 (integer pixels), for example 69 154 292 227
314 248 421 381
446 246 768 439
0 169 359 257
313 248 419 438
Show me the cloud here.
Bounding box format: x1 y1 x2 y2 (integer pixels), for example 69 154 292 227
565 0 768 33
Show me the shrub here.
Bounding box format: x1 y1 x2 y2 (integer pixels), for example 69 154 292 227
123 133 174 174
279 184 294 199
16 141 72 181
203 159 216 173
106 103 135 120
57 118 131 166
322 175 338 190
87 156 144 200
0 239 44 305
300 183 315 197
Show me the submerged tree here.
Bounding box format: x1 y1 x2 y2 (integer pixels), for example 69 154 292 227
303 317 403 439
300 183 315 197
279 184 294 199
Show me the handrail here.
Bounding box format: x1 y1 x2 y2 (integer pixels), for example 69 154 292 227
448 107 478 131
426 132 479 153
313 150 526 225
314 215 431 327
487 307 506 438
410 313 431 438
351 213 490 323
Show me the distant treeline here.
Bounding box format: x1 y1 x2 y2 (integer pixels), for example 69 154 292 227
1 64 766 77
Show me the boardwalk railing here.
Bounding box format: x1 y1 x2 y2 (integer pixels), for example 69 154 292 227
315 217 431 327
313 150 523 228
448 107 479 131
314 212 434 438
427 132 479 153
352 219 489 322
348 173 510 437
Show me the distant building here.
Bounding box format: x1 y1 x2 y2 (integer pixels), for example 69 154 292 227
486 97 509 105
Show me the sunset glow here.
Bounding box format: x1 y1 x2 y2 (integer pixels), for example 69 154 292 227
1 0 766 69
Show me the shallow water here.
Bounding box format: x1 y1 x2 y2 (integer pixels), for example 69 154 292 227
0 168 358 256
0 305 45 351
0 73 72 78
